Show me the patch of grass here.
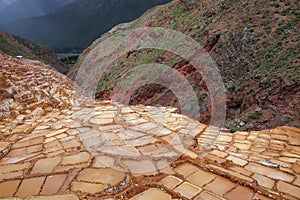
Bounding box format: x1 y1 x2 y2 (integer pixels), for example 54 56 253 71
247 111 263 120
272 3 280 8
262 104 270 110
225 111 263 132
197 92 207 102
281 8 291 16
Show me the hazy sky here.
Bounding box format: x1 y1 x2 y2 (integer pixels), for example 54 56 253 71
0 0 18 9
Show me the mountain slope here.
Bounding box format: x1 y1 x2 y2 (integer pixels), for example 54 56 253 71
1 51 300 200
0 0 171 52
0 0 74 24
72 0 300 131
0 31 67 73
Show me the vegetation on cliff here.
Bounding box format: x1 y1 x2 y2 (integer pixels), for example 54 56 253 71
72 0 299 131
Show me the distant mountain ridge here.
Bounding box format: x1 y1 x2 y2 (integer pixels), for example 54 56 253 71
0 0 171 52
0 0 74 23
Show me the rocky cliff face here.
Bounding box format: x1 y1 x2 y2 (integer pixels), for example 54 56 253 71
71 0 299 131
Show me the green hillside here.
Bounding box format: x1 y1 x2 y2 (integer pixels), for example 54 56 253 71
0 31 67 73
73 0 300 131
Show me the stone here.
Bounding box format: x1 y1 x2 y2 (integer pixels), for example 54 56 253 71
279 157 299 163
130 188 171 200
263 151 280 157
0 142 10 154
6 148 27 157
44 140 63 153
123 160 157 175
174 163 199 178
174 182 201 199
137 143 175 157
125 118 149 127
1 152 40 165
204 177 236 196
93 155 115 168
89 117 114 125
252 193 274 200
209 150 228 158
205 154 227 165
255 138 269 146
60 136 75 144
32 107 43 116
56 133 68 140
0 171 23 182
124 136 158 146
184 149 198 159
280 166 295 174
247 135 257 141
226 155 248 166
45 137 57 144
228 166 253 176
34 125 51 131
235 135 247 140
99 145 140 157
224 186 254 200
0 180 21 197
0 162 31 174
12 140 30 149
26 194 79 200
62 140 81 149
186 169 216 187
253 174 275 189
71 181 107 194
281 151 300 159
157 160 175 175
233 143 251 150
271 134 288 141
149 126 172 136
31 157 61 174
40 174 67 195
45 128 70 138
195 191 226 200
61 152 90 165
82 137 103 149
117 130 145 140
159 175 183 189
277 181 300 198
208 164 253 183
245 162 294 182
54 163 87 172
259 133 271 140
94 112 116 118
77 168 125 185
289 137 300 146
216 135 232 143
121 107 134 113
294 176 300 187
26 144 43 154
15 177 45 197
